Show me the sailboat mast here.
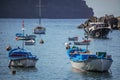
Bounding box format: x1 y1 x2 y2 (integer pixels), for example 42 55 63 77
38 0 41 26
22 20 25 49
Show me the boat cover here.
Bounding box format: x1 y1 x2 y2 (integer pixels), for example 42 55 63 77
8 47 38 60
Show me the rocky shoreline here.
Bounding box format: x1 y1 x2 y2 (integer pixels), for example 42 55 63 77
78 15 120 30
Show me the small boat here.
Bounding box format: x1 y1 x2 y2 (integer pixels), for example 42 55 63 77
33 26 46 34
16 33 24 37
68 37 78 41
25 34 36 40
16 33 36 40
8 47 38 67
84 22 111 38
74 39 90 45
66 45 113 72
25 39 35 45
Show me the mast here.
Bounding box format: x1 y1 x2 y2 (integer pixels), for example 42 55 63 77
38 0 41 26
22 20 25 49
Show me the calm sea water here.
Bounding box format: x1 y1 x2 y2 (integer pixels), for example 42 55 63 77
0 19 120 80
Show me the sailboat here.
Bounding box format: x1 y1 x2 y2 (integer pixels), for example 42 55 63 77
33 0 46 34
8 20 38 67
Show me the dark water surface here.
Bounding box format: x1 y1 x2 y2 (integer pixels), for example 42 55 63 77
0 19 120 80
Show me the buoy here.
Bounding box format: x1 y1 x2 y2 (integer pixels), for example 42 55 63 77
40 39 44 44
6 45 12 51
65 42 69 46
11 70 16 75
16 37 19 40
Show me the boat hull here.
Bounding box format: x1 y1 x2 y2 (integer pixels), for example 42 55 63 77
74 41 90 45
16 34 36 40
33 26 46 34
25 40 35 45
85 28 111 38
34 29 45 34
91 28 110 38
68 37 78 41
9 58 38 67
70 58 113 72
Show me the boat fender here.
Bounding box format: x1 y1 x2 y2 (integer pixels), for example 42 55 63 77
16 37 19 40
40 39 44 44
65 42 69 46
6 45 12 51
65 42 70 49
11 70 16 75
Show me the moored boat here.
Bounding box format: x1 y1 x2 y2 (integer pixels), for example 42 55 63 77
74 39 90 45
25 39 35 45
66 46 113 72
84 22 111 38
33 0 46 35
8 47 38 67
33 26 46 34
16 33 36 40
68 37 78 41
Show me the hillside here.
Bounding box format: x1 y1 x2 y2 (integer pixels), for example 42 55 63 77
0 0 94 18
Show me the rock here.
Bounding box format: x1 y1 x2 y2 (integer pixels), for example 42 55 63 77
77 24 86 29
78 15 120 30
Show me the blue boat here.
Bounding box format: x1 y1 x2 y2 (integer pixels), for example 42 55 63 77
16 33 36 40
8 47 38 67
66 46 113 72
16 33 24 37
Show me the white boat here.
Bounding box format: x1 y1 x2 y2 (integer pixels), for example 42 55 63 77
25 39 35 45
84 22 111 38
74 39 90 45
70 56 112 72
66 46 113 72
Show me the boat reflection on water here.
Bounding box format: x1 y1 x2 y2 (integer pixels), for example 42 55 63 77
71 68 112 79
9 66 38 74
